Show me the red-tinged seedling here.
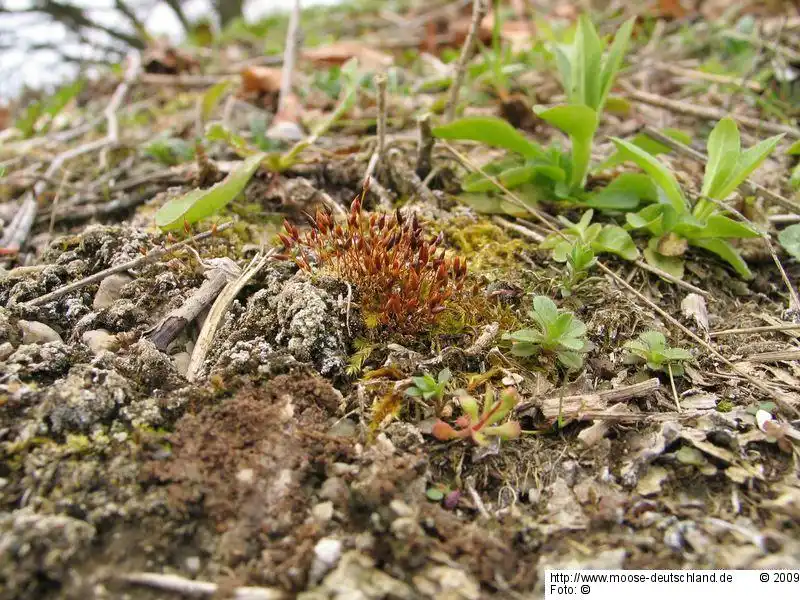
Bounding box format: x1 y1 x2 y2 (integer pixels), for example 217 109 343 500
279 189 468 332
432 387 521 446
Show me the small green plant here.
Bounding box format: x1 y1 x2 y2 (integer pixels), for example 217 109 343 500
405 368 452 408
613 117 783 279
623 331 692 375
433 16 641 209
503 296 587 369
432 387 521 446
346 339 376 377
15 79 84 138
143 136 195 166
558 240 596 297
778 224 800 261
540 209 639 262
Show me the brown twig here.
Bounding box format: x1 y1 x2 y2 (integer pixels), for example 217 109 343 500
23 223 232 308
415 113 434 180
278 0 302 117
146 263 235 352
118 571 285 599
186 249 277 382
1 51 142 254
517 378 661 419
624 85 800 139
444 0 488 122
364 72 388 185
744 350 800 363
710 323 800 337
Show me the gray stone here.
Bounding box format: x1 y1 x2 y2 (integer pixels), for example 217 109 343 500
93 273 132 309
19 320 62 344
0 341 14 361
82 329 117 354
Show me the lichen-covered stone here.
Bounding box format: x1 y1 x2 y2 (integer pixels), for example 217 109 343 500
42 365 133 433
0 508 95 600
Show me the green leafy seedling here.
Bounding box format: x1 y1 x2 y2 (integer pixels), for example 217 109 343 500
778 224 800 261
612 117 781 279
432 16 640 208
143 137 195 166
15 79 85 138
504 296 588 369
406 368 452 407
623 330 692 375
540 209 639 262
432 387 522 446
558 240 596 298
154 152 266 231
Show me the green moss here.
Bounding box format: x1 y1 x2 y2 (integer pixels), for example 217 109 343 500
446 219 527 279
716 399 733 413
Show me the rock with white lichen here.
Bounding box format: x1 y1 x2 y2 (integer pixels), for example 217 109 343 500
0 509 95 599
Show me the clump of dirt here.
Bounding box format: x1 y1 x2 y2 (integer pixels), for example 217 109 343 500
146 373 350 590
206 266 352 379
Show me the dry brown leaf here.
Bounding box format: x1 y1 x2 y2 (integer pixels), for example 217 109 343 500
0 106 9 131
681 293 709 332
240 66 283 95
302 42 393 70
143 39 199 75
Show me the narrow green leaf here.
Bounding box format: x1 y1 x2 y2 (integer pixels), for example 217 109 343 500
432 116 544 159
689 237 753 279
536 104 598 189
598 17 635 111
702 117 740 197
576 15 603 109
155 153 266 230
201 79 234 122
684 214 760 239
610 137 686 212
713 133 784 200
786 140 800 155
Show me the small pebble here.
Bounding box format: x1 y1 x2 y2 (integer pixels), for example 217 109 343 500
311 501 334 523
93 273 132 309
0 341 14 361
19 320 62 344
82 329 117 354
172 352 191 377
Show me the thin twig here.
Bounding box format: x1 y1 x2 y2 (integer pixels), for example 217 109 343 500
1 52 142 254
146 263 235 352
517 378 661 418
118 572 285 599
415 113 434 179
47 170 70 236
624 84 800 139
23 223 232 308
653 62 763 92
710 323 800 337
444 0 488 122
364 72 388 184
278 0 302 116
186 249 276 382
